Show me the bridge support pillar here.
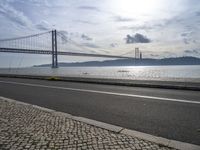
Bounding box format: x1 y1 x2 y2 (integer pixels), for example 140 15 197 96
52 30 58 68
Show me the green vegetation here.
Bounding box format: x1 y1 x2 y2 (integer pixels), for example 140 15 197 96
46 76 60 81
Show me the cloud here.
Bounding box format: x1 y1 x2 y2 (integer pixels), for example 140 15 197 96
81 34 92 41
181 31 193 37
184 49 200 54
196 11 200 16
113 16 134 22
57 31 93 44
0 1 31 27
77 6 100 12
125 33 151 44
183 38 190 44
82 43 99 48
110 43 118 48
57 30 69 44
23 0 51 7
179 31 197 45
58 30 68 35
181 33 189 37
182 38 196 45
120 25 153 31
35 20 51 31
74 19 97 25
119 21 165 31
119 16 185 32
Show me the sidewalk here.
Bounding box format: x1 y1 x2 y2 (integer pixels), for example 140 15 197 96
0 98 177 150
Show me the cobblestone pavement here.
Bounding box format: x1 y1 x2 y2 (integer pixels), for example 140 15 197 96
0 98 175 150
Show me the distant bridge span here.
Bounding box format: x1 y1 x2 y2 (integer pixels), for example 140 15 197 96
0 47 131 59
0 30 133 68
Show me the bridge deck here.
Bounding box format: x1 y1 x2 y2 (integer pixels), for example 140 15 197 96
0 47 131 59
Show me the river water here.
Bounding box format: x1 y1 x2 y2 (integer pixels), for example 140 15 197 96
0 65 200 82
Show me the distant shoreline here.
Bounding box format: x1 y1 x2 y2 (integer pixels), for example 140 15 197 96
34 56 200 67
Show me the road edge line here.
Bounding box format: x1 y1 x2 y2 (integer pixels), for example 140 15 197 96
0 96 199 150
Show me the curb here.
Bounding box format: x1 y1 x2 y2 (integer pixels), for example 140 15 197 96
73 116 123 133
121 129 200 150
0 96 199 150
0 74 200 91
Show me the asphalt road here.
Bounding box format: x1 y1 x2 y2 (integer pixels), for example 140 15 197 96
0 77 199 145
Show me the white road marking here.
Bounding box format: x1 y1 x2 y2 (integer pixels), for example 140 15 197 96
0 80 200 104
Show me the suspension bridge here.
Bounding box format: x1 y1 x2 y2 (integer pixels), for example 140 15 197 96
0 30 132 68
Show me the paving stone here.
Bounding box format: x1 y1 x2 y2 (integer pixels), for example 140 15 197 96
0 98 176 150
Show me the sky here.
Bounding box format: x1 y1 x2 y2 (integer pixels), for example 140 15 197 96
0 0 200 67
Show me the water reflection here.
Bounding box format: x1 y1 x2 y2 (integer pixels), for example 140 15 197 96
0 65 200 82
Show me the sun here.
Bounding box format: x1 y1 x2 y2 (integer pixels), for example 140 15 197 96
111 0 161 18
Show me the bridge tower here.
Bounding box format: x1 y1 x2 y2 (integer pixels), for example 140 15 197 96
52 30 58 68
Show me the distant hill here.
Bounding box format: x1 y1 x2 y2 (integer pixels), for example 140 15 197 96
35 56 200 67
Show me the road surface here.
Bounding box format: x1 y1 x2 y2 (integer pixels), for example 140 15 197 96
0 77 199 145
